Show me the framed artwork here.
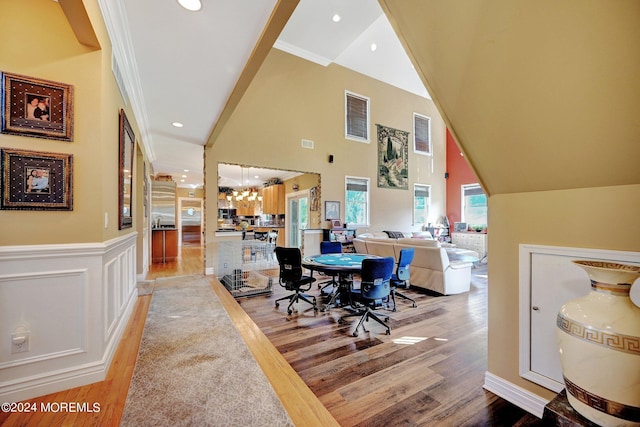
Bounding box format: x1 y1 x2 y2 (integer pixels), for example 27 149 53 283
0 148 73 210
377 124 409 190
331 219 343 229
1 72 74 141
119 109 135 229
310 185 320 211
325 200 340 220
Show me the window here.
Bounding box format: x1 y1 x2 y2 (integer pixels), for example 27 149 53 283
413 113 431 155
461 184 487 226
345 176 369 226
345 91 370 142
413 184 431 225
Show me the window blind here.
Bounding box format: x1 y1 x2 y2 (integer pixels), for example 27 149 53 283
346 93 368 140
414 114 430 153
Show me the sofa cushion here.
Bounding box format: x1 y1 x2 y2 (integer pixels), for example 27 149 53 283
411 231 433 239
396 238 440 247
365 239 397 259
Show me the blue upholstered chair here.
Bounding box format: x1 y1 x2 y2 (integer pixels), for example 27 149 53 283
339 256 395 337
274 247 318 315
317 241 343 292
390 247 417 311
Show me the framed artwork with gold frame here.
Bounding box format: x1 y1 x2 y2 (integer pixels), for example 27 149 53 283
0 148 73 210
1 72 74 141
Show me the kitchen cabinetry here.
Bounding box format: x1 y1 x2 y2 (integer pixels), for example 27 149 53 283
152 228 178 263
451 232 487 259
236 200 259 216
262 184 284 214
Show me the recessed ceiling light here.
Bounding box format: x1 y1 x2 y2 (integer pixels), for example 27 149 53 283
332 14 341 23
183 169 189 172
172 122 183 128
370 43 378 52
181 175 187 178
181 179 185 182
178 0 201 11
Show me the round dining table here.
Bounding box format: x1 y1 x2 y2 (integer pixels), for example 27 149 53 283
302 253 380 310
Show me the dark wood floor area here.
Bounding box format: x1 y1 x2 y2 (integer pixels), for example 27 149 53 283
237 264 546 427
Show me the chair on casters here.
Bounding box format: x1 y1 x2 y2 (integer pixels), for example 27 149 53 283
317 241 343 292
274 247 318 315
390 247 417 311
339 257 395 337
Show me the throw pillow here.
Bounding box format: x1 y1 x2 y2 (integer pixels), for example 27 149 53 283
383 230 405 239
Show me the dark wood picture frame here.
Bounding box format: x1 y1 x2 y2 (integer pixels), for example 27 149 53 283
119 109 135 229
0 148 73 210
1 72 74 141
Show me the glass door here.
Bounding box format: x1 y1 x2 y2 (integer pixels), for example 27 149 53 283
286 191 309 248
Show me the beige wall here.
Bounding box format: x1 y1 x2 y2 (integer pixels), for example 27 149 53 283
488 184 640 399
381 0 640 402
0 0 144 246
205 49 446 269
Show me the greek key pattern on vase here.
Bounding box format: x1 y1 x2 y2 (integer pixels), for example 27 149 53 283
557 313 640 356
564 376 640 422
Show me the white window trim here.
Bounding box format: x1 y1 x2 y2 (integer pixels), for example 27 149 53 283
461 183 483 223
413 112 432 156
413 183 431 226
345 175 370 228
345 90 370 144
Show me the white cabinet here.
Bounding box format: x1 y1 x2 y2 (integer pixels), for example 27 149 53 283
519 244 640 392
452 232 487 259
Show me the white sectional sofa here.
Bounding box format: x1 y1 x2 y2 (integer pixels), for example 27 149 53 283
353 234 474 295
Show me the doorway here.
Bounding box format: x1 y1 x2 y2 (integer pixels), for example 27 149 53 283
178 197 204 246
285 190 309 248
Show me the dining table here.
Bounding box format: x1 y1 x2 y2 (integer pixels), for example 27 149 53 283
302 253 381 311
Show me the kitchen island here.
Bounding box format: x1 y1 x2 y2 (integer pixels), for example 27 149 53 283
152 227 178 263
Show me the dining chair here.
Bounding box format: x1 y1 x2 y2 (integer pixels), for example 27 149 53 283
274 247 318 315
339 256 395 336
317 241 343 292
389 247 417 311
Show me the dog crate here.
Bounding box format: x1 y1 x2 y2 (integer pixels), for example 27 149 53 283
217 240 278 298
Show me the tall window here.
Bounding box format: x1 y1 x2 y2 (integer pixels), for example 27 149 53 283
413 184 431 225
461 184 487 226
345 176 369 226
413 113 431 155
345 91 369 143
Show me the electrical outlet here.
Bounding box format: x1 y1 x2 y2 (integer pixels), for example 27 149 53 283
224 263 228 268
11 332 30 354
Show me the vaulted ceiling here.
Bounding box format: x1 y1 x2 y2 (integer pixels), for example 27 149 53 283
103 0 428 188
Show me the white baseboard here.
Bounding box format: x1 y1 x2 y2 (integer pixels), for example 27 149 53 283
205 267 214 275
483 372 550 418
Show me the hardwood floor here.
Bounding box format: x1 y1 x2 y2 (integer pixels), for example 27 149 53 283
1 245 547 426
237 264 547 427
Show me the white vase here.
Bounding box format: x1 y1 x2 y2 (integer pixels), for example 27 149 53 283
557 260 640 426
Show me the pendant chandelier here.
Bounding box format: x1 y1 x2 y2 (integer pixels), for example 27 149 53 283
227 167 262 204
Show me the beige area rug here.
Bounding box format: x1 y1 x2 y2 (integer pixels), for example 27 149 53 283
136 279 155 296
121 275 293 427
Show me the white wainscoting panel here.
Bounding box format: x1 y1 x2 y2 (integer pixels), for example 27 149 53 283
0 270 87 368
0 233 138 402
